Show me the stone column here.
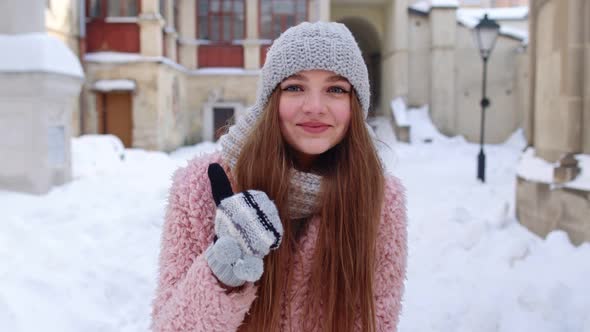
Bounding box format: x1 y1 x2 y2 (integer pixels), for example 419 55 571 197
0 0 84 194
243 0 260 70
164 0 178 61
381 0 408 115
516 0 590 246
429 3 457 135
177 0 197 69
583 0 590 154
139 0 165 57
534 0 584 161
309 0 330 22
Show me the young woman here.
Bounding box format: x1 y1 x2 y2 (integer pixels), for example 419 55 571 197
152 21 407 332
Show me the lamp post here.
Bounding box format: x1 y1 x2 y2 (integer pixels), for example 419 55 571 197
472 14 500 183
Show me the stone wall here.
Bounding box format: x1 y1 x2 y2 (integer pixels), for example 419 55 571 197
516 0 590 245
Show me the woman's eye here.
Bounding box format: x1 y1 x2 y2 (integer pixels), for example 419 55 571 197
282 85 303 92
328 86 349 94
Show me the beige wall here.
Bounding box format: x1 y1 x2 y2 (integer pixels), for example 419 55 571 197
516 0 589 246
0 0 45 34
84 62 162 150
429 8 456 136
331 5 385 40
407 13 431 107
157 65 187 151
531 0 587 161
187 73 259 141
406 9 527 143
45 0 80 56
454 26 523 143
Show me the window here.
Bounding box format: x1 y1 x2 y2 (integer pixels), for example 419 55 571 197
87 0 138 18
197 0 245 42
107 0 138 16
260 0 307 40
88 0 103 18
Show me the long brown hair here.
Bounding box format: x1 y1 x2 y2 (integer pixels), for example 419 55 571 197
234 86 385 332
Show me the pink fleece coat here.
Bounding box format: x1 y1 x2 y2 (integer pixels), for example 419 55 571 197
151 152 407 331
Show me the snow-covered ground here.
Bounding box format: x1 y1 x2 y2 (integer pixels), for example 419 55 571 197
1 111 589 332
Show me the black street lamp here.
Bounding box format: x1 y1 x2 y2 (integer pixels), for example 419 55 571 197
472 14 500 183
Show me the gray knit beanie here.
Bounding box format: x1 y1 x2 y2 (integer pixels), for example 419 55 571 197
257 21 370 116
219 21 371 219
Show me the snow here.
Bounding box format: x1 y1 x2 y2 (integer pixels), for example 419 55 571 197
516 147 590 191
431 0 459 8
84 52 259 76
92 79 136 92
457 10 529 42
85 52 155 63
568 154 590 191
0 33 83 78
410 0 431 13
515 147 554 184
1 113 590 331
391 97 410 127
457 6 529 21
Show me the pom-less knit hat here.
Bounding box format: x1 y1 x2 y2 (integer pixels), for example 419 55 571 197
220 21 371 219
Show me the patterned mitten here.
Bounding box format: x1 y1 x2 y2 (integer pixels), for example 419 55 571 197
205 163 283 287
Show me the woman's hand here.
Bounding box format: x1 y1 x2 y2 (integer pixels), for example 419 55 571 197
204 163 284 288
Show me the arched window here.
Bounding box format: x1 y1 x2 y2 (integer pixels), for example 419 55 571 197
197 0 245 43
260 0 308 40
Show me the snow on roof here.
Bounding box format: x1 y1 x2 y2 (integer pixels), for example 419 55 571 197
457 6 529 21
85 52 260 76
431 0 459 8
409 0 431 14
0 33 83 78
516 147 590 191
92 79 136 92
457 13 528 42
84 52 185 71
409 2 529 42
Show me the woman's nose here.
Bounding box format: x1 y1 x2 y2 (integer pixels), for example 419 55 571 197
301 92 326 115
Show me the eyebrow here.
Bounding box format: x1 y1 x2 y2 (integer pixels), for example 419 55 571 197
283 74 350 83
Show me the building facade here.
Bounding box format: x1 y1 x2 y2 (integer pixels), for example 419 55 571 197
39 0 529 152
516 0 590 245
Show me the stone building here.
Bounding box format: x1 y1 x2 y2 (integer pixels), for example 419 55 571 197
35 0 530 152
516 0 590 245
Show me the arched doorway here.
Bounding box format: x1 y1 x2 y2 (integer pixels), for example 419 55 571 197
338 17 382 115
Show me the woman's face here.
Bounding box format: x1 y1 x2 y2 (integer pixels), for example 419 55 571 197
278 70 352 168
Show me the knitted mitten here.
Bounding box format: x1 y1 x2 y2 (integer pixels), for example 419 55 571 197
205 163 283 287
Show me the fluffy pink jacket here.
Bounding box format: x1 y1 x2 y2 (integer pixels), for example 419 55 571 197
151 152 407 331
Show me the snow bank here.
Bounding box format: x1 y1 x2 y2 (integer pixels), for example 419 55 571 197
568 154 590 191
71 135 126 179
515 147 554 184
391 97 410 127
0 33 83 77
516 147 590 191
1 119 590 332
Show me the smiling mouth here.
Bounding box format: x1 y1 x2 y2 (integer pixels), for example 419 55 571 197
298 123 331 134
